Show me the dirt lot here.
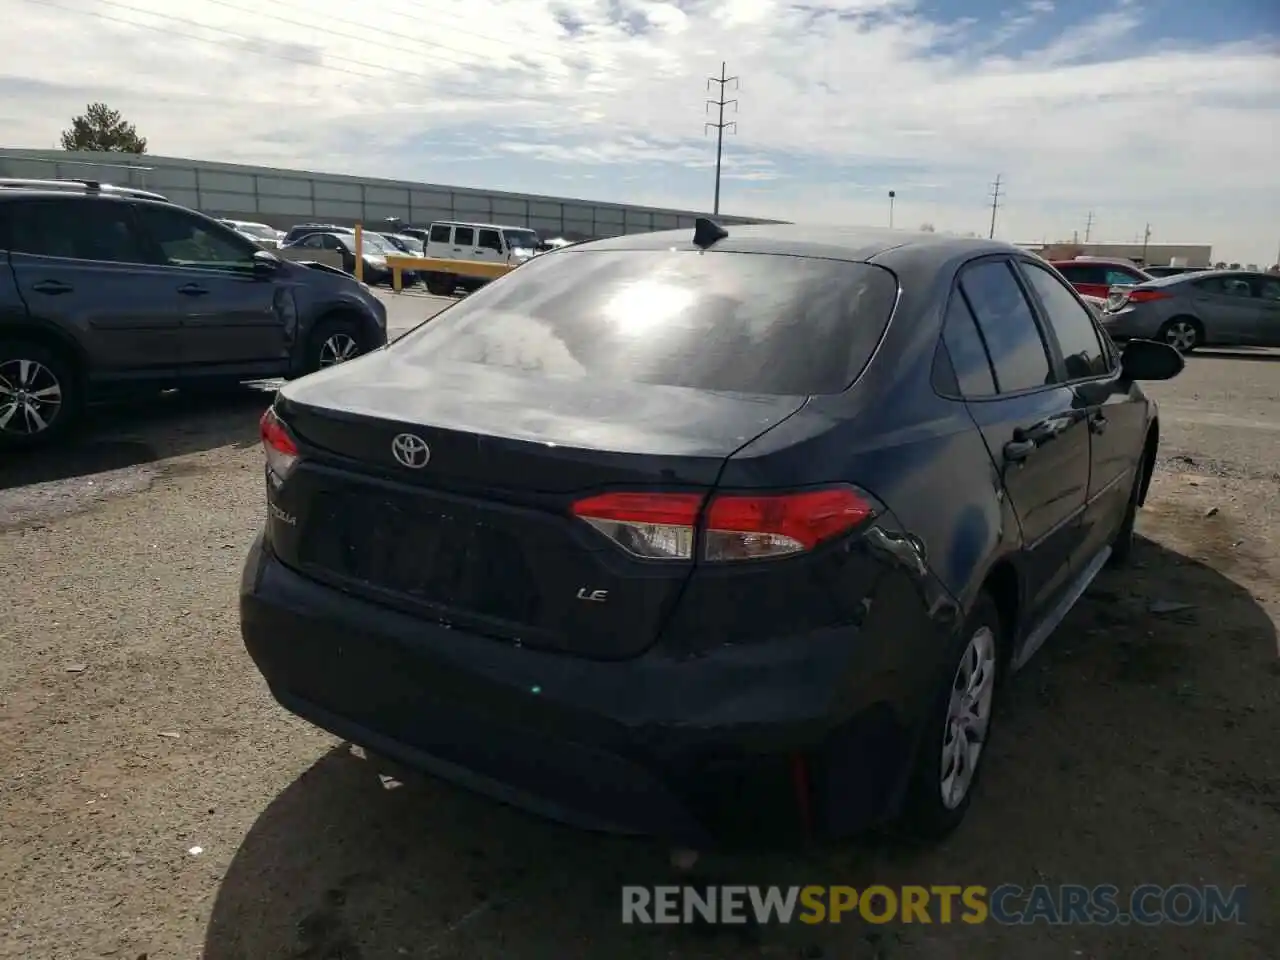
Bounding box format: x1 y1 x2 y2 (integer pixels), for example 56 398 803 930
1 350 1277 960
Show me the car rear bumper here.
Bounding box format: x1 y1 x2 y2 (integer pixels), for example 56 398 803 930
1099 309 1161 340
239 530 944 847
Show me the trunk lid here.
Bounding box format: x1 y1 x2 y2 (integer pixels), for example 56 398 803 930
268 350 805 659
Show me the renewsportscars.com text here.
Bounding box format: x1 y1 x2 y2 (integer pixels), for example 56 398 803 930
621 884 1248 926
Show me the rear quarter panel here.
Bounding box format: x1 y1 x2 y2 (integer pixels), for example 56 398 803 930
723 244 1021 621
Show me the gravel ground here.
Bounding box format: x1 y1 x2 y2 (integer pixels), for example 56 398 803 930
1 334 1277 960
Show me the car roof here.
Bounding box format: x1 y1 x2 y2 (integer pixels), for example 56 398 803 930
0 179 170 203
1049 257 1146 269
571 223 1020 267
1139 270 1221 287
430 220 533 231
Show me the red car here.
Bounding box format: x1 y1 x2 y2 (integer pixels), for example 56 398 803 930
1049 258 1151 300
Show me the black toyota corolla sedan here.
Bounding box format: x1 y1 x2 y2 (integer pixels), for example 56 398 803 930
239 220 1183 847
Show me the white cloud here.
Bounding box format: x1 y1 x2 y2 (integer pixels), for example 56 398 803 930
1 0 1277 261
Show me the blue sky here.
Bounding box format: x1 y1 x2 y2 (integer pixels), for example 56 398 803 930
2 0 1278 261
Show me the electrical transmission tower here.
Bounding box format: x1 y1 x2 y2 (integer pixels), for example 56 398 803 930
705 61 738 216
988 174 1003 239
1084 210 1094 242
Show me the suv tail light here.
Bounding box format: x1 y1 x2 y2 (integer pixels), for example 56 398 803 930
571 487 875 562
260 407 299 481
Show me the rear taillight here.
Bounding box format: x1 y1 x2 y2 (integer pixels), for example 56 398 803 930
1125 289 1170 304
570 486 875 562
260 407 299 481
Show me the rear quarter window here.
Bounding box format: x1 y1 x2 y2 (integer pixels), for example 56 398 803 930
392 249 901 395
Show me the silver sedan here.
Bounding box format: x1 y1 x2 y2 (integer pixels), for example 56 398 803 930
1100 270 1280 351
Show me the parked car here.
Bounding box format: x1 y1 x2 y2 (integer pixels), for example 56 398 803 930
0 180 387 449
1049 258 1150 300
378 232 424 256
375 232 423 286
1101 270 1280 351
282 223 354 246
282 231 393 285
220 219 282 249
240 221 1183 848
419 221 542 295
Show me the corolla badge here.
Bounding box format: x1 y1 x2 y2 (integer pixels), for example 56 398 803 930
391 432 431 469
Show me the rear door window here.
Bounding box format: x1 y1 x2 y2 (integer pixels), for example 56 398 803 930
453 226 475 246
393 249 900 395
1195 276 1252 298
959 259 1053 393
7 197 149 264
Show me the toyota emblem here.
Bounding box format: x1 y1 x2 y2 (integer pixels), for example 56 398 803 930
391 432 431 469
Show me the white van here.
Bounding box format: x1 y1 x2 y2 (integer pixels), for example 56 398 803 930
421 221 542 295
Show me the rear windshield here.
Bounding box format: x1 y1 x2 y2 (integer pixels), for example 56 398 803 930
392 249 899 395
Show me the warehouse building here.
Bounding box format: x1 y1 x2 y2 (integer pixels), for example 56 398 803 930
0 148 780 240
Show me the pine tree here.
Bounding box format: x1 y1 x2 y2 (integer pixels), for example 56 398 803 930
60 103 147 154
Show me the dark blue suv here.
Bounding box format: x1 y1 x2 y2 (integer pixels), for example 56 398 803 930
0 179 387 449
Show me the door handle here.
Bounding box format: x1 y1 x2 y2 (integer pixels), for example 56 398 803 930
1089 412 1108 434
1003 439 1037 463
31 280 72 294
177 283 209 296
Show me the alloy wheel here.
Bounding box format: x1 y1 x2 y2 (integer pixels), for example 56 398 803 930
0 357 63 437
940 625 997 810
1163 320 1198 352
317 333 360 368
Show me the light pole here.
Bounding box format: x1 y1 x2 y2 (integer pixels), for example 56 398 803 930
888 190 896 229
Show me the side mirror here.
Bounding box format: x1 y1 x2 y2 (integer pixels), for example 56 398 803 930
1120 338 1184 381
252 249 281 275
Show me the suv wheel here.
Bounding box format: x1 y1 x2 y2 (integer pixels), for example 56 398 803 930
305 317 369 374
425 273 454 296
0 340 80 449
899 591 1002 841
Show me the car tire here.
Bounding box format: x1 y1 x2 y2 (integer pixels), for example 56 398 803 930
1156 317 1201 353
0 339 82 450
1107 448 1148 568
425 273 454 296
898 590 1003 842
303 316 372 375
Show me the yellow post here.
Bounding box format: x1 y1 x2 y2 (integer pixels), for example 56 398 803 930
392 265 403 293
353 223 363 283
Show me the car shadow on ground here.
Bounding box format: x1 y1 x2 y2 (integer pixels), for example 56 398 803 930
204 534 1278 960
0 385 273 491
